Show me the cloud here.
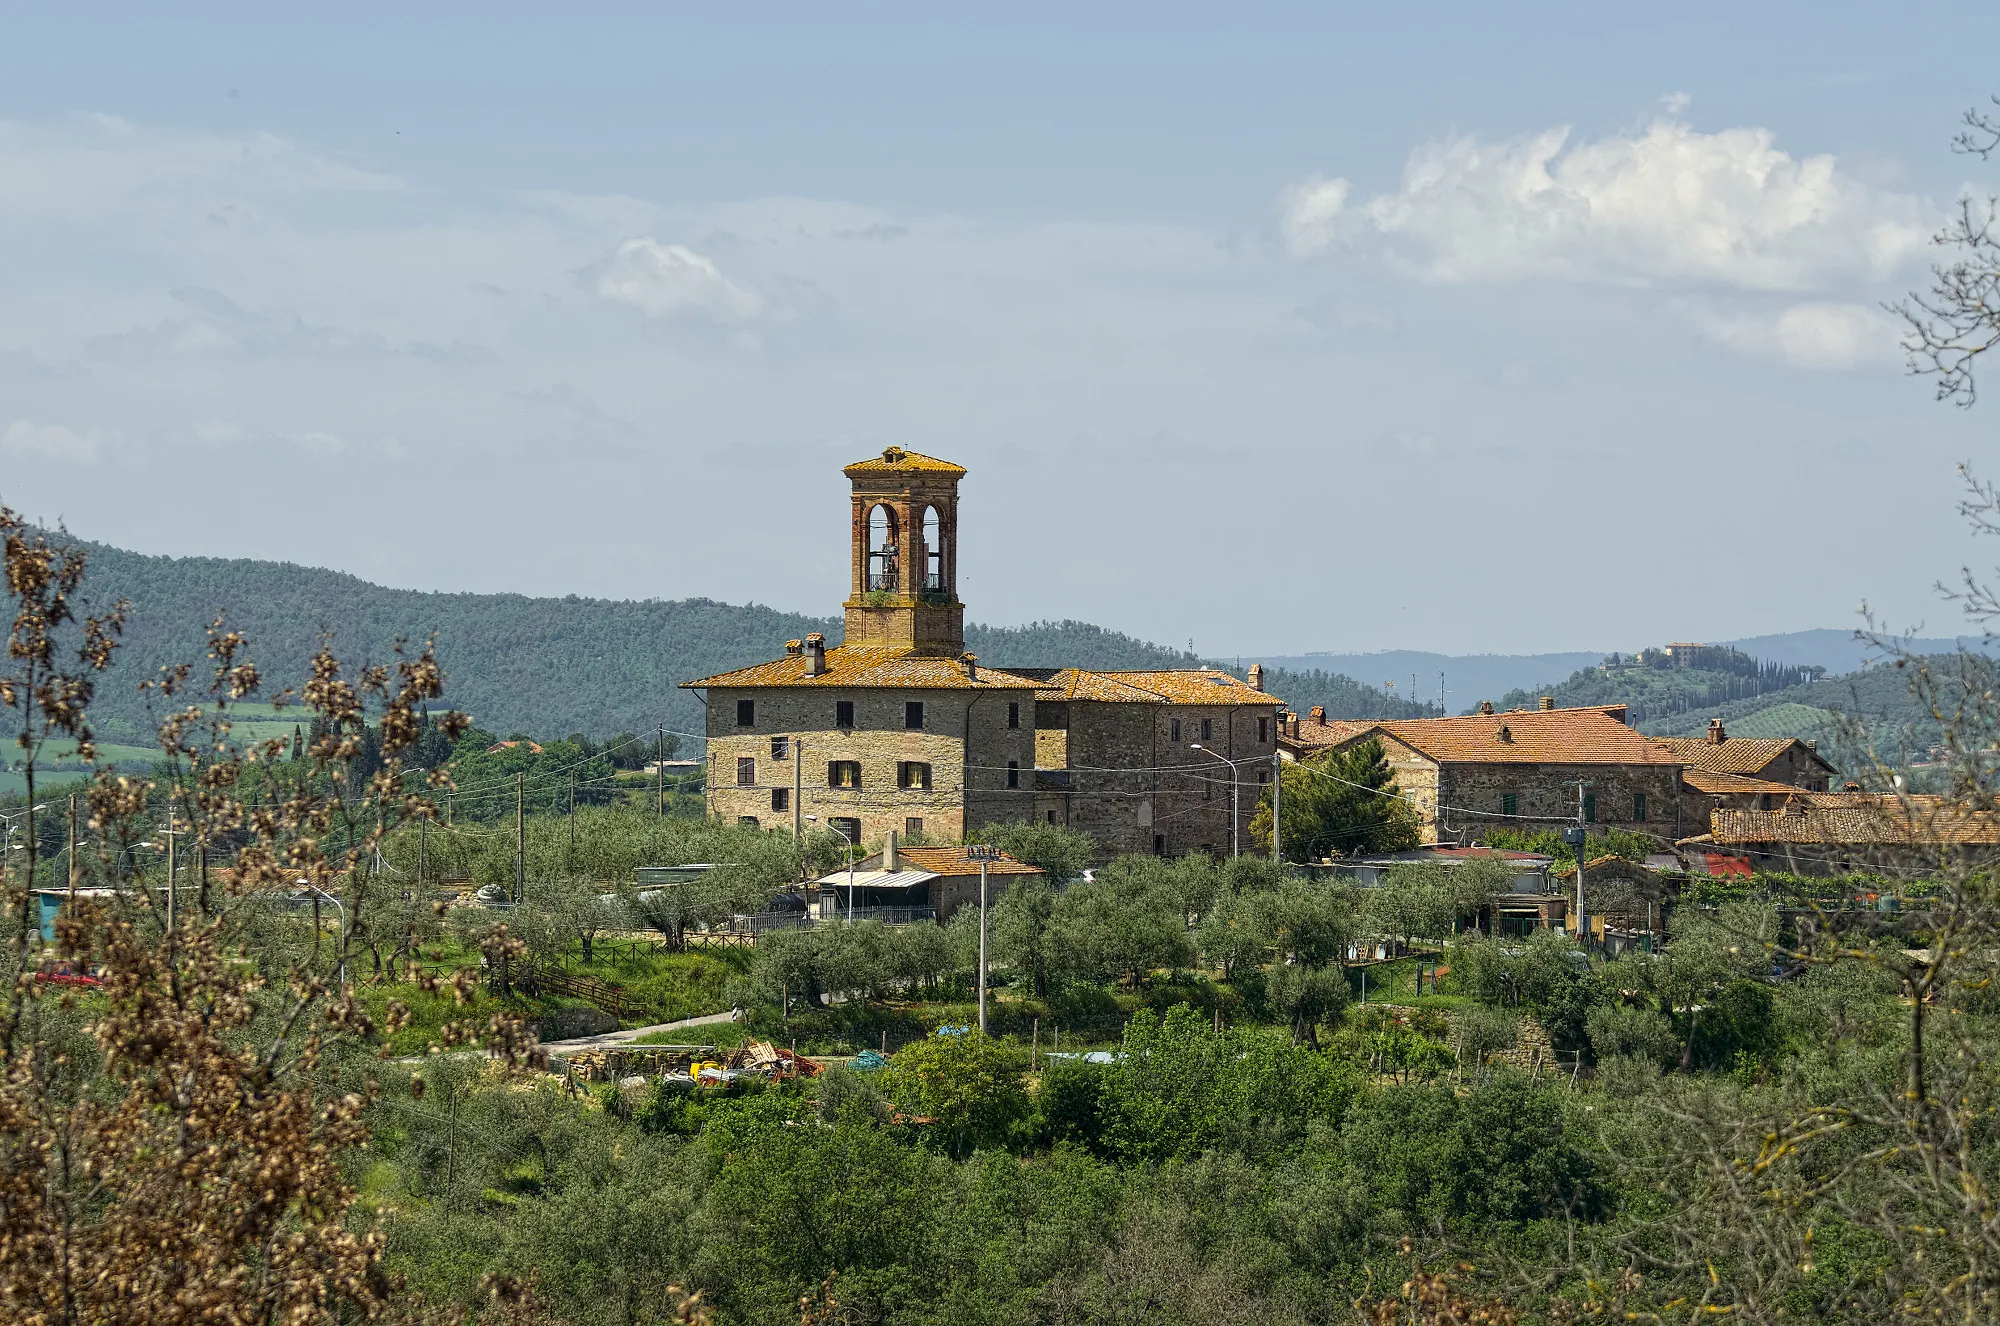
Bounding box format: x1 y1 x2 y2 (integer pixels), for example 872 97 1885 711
87 287 497 366
1279 116 1930 291
0 113 398 222
593 238 768 324
1 419 100 461
1689 300 1899 369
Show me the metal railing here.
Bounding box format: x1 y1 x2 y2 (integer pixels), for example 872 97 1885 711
820 905 937 926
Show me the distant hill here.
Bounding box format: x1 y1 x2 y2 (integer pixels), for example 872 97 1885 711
1718 629 1993 675
58 539 1419 744
1258 650 1604 711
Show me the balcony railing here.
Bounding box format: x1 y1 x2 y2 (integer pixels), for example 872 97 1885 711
816 905 937 926
866 572 898 592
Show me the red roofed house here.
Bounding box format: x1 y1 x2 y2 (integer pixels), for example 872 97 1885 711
684 449 1281 858
1308 700 1693 842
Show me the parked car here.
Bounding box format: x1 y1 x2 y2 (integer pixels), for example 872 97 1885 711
34 959 101 989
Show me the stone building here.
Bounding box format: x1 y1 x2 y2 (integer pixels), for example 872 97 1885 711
1653 719 1838 792
1297 702 1692 842
1683 792 2000 875
684 448 1280 858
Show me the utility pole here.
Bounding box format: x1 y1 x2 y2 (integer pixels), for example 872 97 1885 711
1271 751 1282 865
419 814 428 888
792 738 803 839
969 844 997 1034
569 771 576 854
162 819 182 934
656 727 665 817
66 794 76 891
1563 785 1588 947
514 772 525 905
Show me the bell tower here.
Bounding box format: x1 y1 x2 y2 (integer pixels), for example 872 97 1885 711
842 446 966 654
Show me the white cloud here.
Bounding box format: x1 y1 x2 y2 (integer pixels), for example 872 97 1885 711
0 114 398 222
1689 300 1898 369
594 237 768 324
1 419 100 461
1280 116 1930 291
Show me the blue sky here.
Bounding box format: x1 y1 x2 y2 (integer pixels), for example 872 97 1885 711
1 3 1995 656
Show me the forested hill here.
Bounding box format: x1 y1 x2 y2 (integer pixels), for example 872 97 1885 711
61 540 1416 742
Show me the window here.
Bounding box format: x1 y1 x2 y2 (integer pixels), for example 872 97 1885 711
1258 767 1271 784
1007 702 1020 729
905 701 925 730
1258 716 1269 743
736 698 755 727
898 761 932 790
1170 718 1181 742
831 816 861 846
1200 718 1212 741
770 736 789 760
771 788 790 812
1501 793 1518 816
827 760 861 788
1046 810 1057 824
739 816 759 828
1154 834 1166 856
836 700 854 729
736 757 755 786
1633 792 1647 822
1006 760 1019 789
1583 792 1597 823
906 816 924 838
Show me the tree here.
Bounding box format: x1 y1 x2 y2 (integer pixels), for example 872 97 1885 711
1249 740 1421 862
969 820 1092 882
881 1030 1029 1158
992 876 1059 996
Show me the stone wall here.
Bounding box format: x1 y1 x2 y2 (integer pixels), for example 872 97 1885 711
701 684 1037 849
1437 760 1689 841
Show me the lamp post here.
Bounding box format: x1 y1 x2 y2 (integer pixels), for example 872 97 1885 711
294 879 347 986
1188 744 1244 858
806 816 856 922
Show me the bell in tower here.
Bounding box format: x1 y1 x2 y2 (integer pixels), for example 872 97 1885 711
842 446 966 654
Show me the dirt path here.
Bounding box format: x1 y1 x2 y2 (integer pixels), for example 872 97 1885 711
541 1008 742 1057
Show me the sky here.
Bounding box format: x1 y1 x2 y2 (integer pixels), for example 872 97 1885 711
1 2 1996 657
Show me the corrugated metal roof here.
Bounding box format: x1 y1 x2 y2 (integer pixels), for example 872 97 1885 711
809 868 938 890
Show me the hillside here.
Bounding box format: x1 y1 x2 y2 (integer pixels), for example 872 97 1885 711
59 539 1420 743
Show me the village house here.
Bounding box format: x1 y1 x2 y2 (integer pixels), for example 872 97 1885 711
809 836 1044 923
1280 701 1684 841
684 448 1281 858
1682 792 2000 875
1653 718 1838 791
1279 701 1843 849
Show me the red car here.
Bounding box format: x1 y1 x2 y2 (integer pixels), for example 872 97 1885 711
34 960 102 989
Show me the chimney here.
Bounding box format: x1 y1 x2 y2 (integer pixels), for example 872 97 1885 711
1496 724 1513 743
785 639 803 659
804 632 827 677
1479 700 1495 716
1708 717 1726 744
962 652 979 682
883 829 899 872
1309 705 1326 726
1538 696 1554 711
1247 663 1264 692
1805 738 1818 752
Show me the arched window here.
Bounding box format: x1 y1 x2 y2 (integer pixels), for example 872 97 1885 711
921 505 943 593
866 505 899 592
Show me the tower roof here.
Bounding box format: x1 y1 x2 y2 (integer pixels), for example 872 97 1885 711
842 446 966 480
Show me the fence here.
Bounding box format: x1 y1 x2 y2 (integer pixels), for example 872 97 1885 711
522 965 630 1020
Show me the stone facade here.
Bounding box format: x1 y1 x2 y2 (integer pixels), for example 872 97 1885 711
685 447 1281 860
700 682 1038 849
1437 760 1691 841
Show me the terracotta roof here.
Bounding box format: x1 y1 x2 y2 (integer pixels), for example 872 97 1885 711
877 845 1045 878
1706 794 2000 846
842 446 966 478
1282 719 1379 754
1320 707 1677 766
1012 667 1278 707
682 645 1040 691
1654 736 1835 778
1680 769 1812 796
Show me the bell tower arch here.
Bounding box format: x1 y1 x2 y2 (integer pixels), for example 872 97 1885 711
842 446 966 653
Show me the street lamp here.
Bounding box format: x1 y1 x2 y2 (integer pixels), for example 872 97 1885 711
805 816 856 922
1188 744 1244 859
966 843 1002 1034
